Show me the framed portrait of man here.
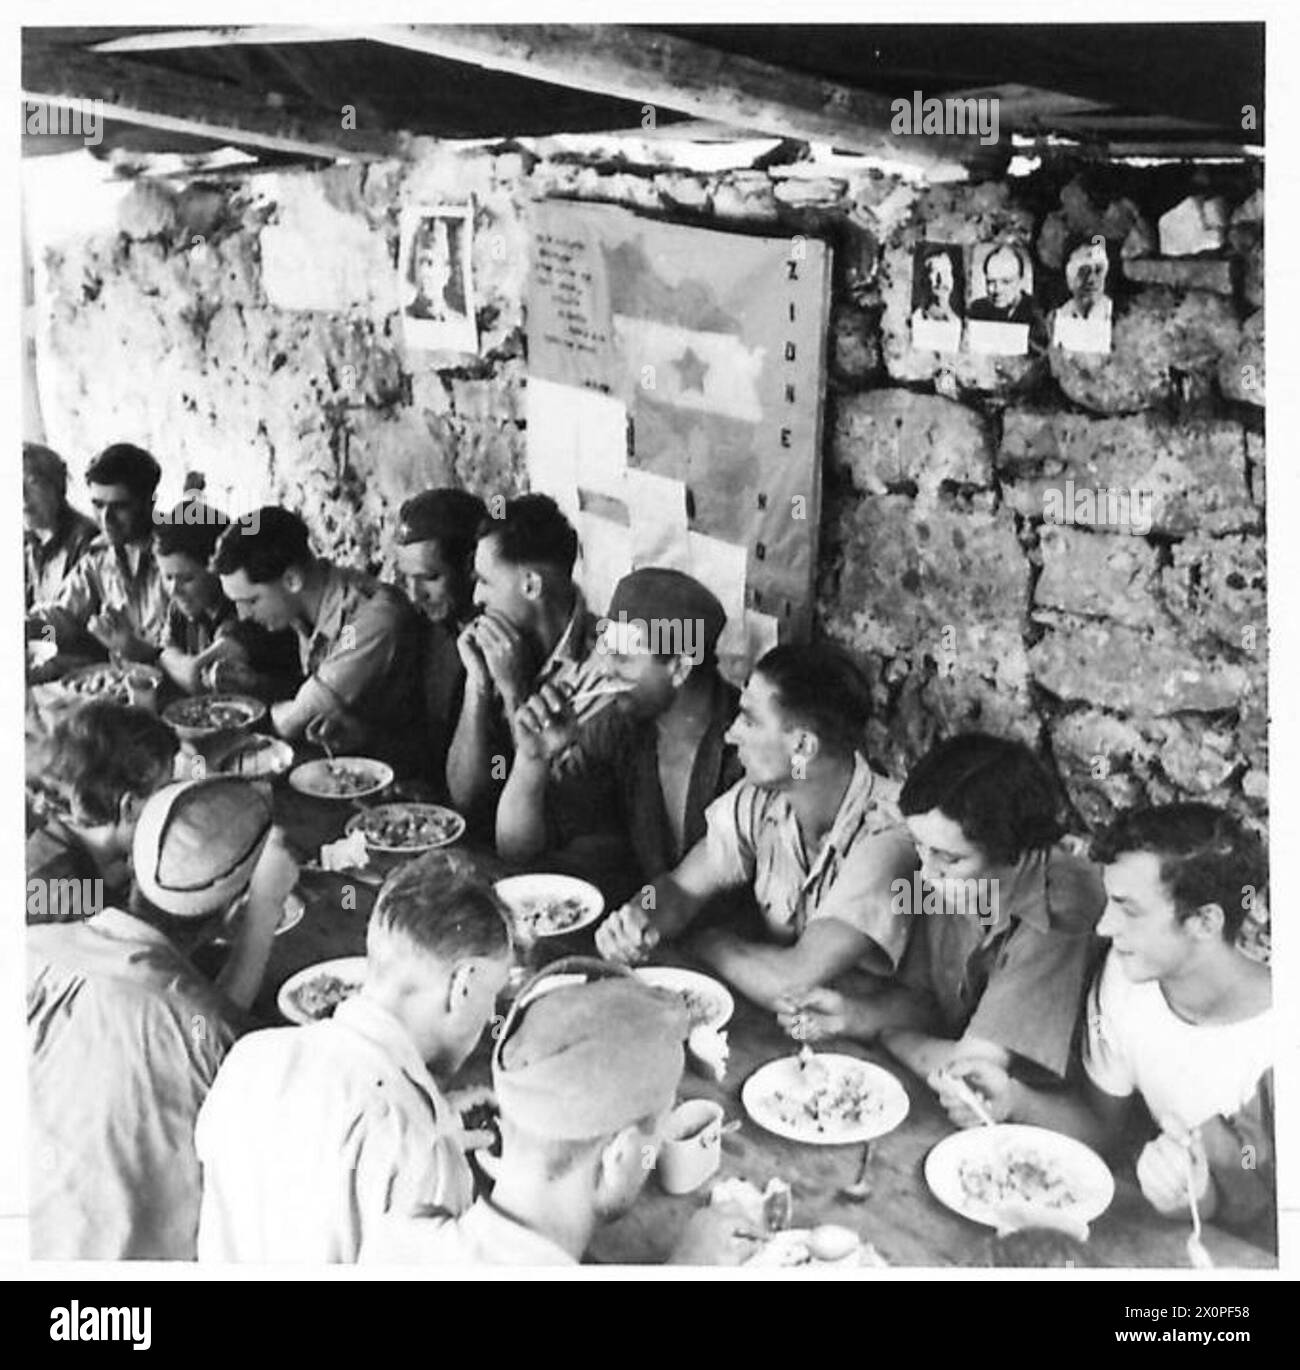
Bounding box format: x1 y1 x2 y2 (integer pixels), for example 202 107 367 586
909 244 964 354
965 241 1037 355
399 204 478 354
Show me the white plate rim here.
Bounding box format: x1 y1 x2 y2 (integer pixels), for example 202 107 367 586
344 802 466 852
741 1052 911 1146
162 692 266 735
216 734 295 777
276 955 367 1025
923 1122 1115 1230
288 756 395 800
634 966 735 1029
214 890 305 946
492 873 605 937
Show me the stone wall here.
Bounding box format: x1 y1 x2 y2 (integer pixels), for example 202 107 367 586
32 142 1265 831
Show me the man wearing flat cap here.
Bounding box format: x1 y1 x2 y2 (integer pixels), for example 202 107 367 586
28 778 297 1260
195 852 513 1263
496 568 742 901
362 959 689 1265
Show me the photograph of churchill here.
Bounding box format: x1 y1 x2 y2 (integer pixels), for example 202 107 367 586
909 244 964 353
400 206 477 353
965 242 1041 356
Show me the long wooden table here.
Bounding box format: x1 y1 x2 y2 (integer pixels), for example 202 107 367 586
244 772 1274 1271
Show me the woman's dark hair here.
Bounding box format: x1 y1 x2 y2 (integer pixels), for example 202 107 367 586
85 444 161 498
900 733 1063 865
49 701 176 827
753 642 872 757
213 507 312 582
1090 804 1266 943
154 500 230 564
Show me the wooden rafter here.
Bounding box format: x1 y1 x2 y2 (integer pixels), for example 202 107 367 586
22 43 393 161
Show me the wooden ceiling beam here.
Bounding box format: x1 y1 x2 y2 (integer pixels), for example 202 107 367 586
22 43 394 161
355 23 996 171
89 26 361 54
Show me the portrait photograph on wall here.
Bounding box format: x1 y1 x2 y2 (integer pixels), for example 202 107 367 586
909 243 964 353
965 240 1038 355
399 204 478 354
1050 236 1114 353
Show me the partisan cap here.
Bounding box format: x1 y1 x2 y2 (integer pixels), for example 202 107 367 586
397 489 488 547
492 957 689 1141
605 568 726 661
133 778 273 918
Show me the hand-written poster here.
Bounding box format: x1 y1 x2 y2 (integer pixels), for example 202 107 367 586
526 201 830 681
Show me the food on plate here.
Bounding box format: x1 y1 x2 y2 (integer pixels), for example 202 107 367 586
767 1064 887 1137
809 1224 861 1263
958 1148 1078 1212
675 986 725 1028
60 666 132 700
510 893 589 937
165 696 258 731
290 971 362 1021
318 762 383 797
354 804 461 850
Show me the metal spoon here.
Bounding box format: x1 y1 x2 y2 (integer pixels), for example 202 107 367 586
839 1142 874 1202
1186 1152 1214 1269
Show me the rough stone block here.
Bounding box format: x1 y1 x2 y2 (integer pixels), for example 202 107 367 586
831 390 992 495
829 303 881 385
1028 612 1254 715
822 494 1028 688
999 410 1255 537
1158 195 1230 256
1218 308 1263 406
1122 257 1234 294
1034 525 1162 627
1163 533 1266 653
1049 287 1240 414
653 173 711 212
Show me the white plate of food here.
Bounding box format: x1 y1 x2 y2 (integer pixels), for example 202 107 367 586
162 692 266 740
277 955 366 1025
215 734 295 779
289 756 394 800
345 802 466 853
214 890 305 945
924 1124 1114 1232
635 966 734 1030
493 874 604 939
742 1052 911 1146
55 662 163 704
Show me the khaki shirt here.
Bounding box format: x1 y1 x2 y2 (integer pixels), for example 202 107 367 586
25 505 98 610
699 754 914 973
28 908 241 1260
361 1197 577 1267
39 535 169 648
291 564 424 761
897 847 1104 1079
196 994 474 1263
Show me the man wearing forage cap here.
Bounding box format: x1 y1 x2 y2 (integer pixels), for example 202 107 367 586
362 958 691 1265
497 567 742 902
28 778 297 1260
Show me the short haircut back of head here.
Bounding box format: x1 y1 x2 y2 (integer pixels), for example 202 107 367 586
754 641 871 757
369 850 511 966
479 493 578 578
213 506 311 582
